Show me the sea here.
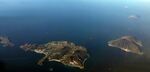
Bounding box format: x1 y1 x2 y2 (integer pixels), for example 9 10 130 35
0 0 150 72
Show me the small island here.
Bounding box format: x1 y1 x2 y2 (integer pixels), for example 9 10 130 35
128 14 140 20
0 36 14 47
20 41 89 69
108 36 143 55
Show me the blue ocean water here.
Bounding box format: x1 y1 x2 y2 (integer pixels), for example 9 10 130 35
0 0 150 72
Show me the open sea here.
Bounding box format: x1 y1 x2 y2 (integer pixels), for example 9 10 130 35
0 0 150 72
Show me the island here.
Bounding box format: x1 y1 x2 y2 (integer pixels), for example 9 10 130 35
0 36 14 47
108 36 143 55
128 14 140 20
20 41 89 69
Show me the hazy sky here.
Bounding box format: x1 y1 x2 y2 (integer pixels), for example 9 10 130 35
0 0 150 16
